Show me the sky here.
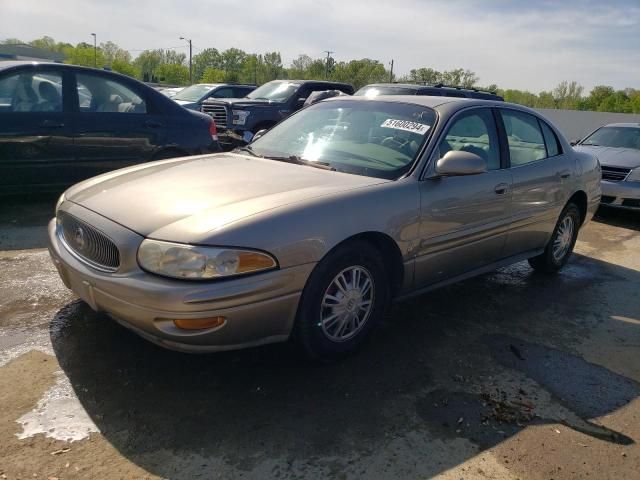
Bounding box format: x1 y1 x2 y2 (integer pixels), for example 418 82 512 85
1 0 639 92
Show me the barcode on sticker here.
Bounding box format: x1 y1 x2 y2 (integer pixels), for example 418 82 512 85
380 119 430 135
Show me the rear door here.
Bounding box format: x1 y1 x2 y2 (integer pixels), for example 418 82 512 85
70 71 168 181
0 66 75 192
415 107 513 287
498 108 574 256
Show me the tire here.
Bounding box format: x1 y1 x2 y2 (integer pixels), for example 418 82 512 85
293 241 390 362
528 203 581 273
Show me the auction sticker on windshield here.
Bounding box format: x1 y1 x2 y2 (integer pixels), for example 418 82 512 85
381 119 430 135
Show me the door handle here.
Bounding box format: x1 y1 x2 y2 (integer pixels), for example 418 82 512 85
41 120 65 128
494 183 509 195
558 171 571 179
144 120 163 128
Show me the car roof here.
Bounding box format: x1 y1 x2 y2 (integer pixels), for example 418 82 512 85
273 79 352 87
363 83 422 90
322 94 540 116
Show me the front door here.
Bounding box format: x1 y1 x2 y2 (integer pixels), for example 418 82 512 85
70 71 167 181
0 67 75 192
415 107 513 287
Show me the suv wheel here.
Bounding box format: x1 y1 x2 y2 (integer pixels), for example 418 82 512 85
294 242 389 361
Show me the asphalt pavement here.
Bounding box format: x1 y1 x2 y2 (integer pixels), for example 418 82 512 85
1 197 639 479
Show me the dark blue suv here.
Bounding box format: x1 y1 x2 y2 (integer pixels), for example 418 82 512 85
0 61 220 193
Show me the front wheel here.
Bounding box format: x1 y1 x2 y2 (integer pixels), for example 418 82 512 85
293 242 390 361
528 203 581 273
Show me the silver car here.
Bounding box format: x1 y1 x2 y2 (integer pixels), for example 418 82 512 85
574 123 640 210
48 96 601 360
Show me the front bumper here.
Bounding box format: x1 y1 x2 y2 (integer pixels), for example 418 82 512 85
600 179 640 210
47 210 314 353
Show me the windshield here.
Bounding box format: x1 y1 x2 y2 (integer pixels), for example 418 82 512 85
581 126 640 150
246 81 299 102
355 86 418 97
173 84 217 102
247 99 437 179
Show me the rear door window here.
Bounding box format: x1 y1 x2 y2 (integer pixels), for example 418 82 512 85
75 72 146 114
539 120 562 157
499 110 547 166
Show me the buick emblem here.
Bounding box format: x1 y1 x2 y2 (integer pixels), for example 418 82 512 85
74 226 85 249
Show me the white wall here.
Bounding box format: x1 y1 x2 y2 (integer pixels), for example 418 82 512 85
534 108 640 142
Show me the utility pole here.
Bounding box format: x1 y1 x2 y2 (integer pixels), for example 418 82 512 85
180 36 192 84
323 50 334 80
90 33 96 67
389 59 394 83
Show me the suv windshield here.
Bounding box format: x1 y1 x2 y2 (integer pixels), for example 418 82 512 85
355 86 418 97
247 99 437 179
173 84 217 102
246 81 299 102
581 126 640 150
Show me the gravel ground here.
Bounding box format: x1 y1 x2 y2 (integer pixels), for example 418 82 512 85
0 197 638 480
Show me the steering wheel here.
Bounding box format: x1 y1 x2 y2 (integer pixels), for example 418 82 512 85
381 136 410 153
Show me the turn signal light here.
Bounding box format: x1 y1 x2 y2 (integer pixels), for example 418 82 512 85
173 316 226 330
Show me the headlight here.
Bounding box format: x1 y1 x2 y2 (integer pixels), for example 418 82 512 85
137 239 277 280
55 193 65 215
232 110 251 125
626 167 640 182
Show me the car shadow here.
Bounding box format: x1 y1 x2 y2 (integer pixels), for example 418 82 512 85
594 205 640 232
50 253 640 478
0 193 58 250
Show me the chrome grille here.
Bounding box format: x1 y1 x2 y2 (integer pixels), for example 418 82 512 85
601 166 631 182
201 103 228 129
58 212 120 272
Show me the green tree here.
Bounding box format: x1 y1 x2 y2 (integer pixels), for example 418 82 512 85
553 81 584 109
156 63 189 85
111 59 140 79
134 50 164 82
331 58 388 90
193 48 222 81
262 51 283 81
63 44 105 67
201 67 227 83
221 48 247 76
101 41 131 65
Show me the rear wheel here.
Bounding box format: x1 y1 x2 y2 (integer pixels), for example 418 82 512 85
294 242 390 361
528 203 581 273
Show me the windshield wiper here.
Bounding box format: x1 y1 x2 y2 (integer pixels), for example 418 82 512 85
263 155 335 170
234 145 261 157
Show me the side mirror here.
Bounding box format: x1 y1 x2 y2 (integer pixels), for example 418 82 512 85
435 150 487 176
251 129 268 142
296 97 307 106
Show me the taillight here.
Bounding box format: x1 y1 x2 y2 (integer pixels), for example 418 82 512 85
209 120 218 142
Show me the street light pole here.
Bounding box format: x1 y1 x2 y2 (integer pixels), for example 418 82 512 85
323 50 334 80
180 36 192 84
90 33 96 67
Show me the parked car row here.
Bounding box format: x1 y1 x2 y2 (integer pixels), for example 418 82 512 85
1 61 637 215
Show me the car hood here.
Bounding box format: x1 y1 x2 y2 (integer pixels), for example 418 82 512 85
174 99 198 107
65 153 387 242
574 145 640 169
